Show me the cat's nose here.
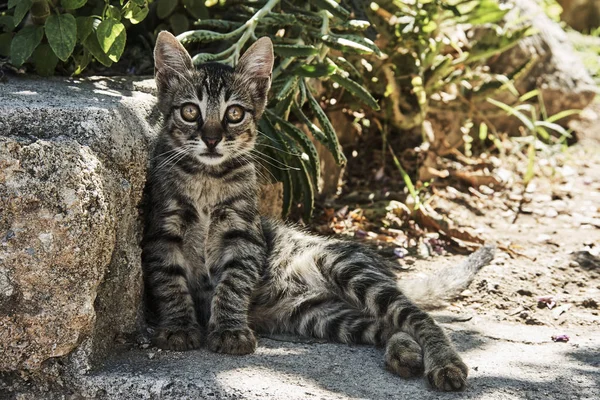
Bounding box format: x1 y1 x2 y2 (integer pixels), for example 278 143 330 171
202 136 222 150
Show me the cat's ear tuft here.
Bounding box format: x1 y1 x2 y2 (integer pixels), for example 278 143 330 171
154 31 193 90
235 37 274 79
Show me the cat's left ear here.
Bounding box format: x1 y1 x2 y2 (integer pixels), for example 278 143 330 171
234 37 274 117
154 31 194 93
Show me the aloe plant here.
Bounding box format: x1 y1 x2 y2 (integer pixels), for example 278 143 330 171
177 0 381 219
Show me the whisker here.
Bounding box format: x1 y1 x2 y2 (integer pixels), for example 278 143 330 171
247 152 300 172
250 149 299 170
256 129 286 145
154 145 193 172
238 154 276 183
256 141 302 157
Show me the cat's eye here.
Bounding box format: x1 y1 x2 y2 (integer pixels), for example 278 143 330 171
181 103 200 122
225 105 245 124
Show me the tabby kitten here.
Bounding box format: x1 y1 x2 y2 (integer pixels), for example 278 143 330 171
142 31 495 392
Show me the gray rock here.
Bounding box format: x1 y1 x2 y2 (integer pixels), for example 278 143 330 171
556 0 600 32
0 77 158 374
0 76 282 378
488 0 597 126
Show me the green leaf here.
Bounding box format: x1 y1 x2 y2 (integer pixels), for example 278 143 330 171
45 13 77 62
13 0 33 27
262 13 297 27
297 78 307 107
320 33 382 57
273 44 318 57
546 109 582 123
294 62 336 77
183 0 209 19
313 0 350 20
336 19 371 32
8 0 20 9
192 51 226 64
83 31 113 67
76 16 95 42
534 121 572 138
32 43 58 76
0 16 15 32
487 97 534 131
333 56 361 79
73 48 92 75
478 122 488 141
460 0 510 25
275 76 299 101
306 90 346 166
169 13 190 35
0 33 12 57
193 19 242 30
130 6 149 24
297 156 315 220
61 0 86 10
96 18 126 62
266 110 321 189
330 73 379 110
177 29 240 44
157 0 178 19
10 25 43 67
258 118 294 217
106 5 122 21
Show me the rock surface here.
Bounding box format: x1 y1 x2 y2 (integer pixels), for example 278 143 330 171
1 317 598 399
557 0 600 32
488 0 597 125
0 77 282 377
0 77 158 373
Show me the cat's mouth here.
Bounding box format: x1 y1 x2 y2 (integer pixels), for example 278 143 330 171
199 153 223 158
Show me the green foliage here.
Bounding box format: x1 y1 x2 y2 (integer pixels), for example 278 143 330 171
1 0 151 74
369 0 533 131
176 0 385 219
0 0 542 220
175 0 534 218
487 90 580 186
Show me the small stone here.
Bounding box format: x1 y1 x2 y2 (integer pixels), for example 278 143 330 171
582 298 598 309
148 352 155 360
517 289 533 296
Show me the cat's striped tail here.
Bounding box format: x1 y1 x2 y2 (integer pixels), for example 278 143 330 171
398 245 496 310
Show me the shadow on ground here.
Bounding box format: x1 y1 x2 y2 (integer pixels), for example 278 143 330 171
72 320 599 400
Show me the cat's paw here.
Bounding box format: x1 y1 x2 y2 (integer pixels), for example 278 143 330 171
385 332 424 378
207 327 257 355
154 326 203 351
385 347 424 378
426 358 469 391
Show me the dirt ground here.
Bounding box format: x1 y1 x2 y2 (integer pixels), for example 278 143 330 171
310 103 600 339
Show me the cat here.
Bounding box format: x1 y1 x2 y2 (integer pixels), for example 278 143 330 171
141 31 495 392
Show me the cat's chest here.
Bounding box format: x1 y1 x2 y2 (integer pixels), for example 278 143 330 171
183 175 235 208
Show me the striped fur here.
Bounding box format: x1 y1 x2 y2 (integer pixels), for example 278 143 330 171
142 32 495 391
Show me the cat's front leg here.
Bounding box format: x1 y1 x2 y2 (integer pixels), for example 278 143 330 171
142 247 203 351
205 207 266 355
141 196 203 351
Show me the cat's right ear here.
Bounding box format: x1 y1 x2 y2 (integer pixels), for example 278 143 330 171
154 31 193 92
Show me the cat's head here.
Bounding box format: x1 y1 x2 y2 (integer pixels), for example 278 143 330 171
153 31 273 166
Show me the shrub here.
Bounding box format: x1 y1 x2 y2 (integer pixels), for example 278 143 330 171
0 0 151 75
176 0 531 218
0 0 534 220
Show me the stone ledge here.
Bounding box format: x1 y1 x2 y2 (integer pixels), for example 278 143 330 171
1 76 159 374
0 76 282 377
